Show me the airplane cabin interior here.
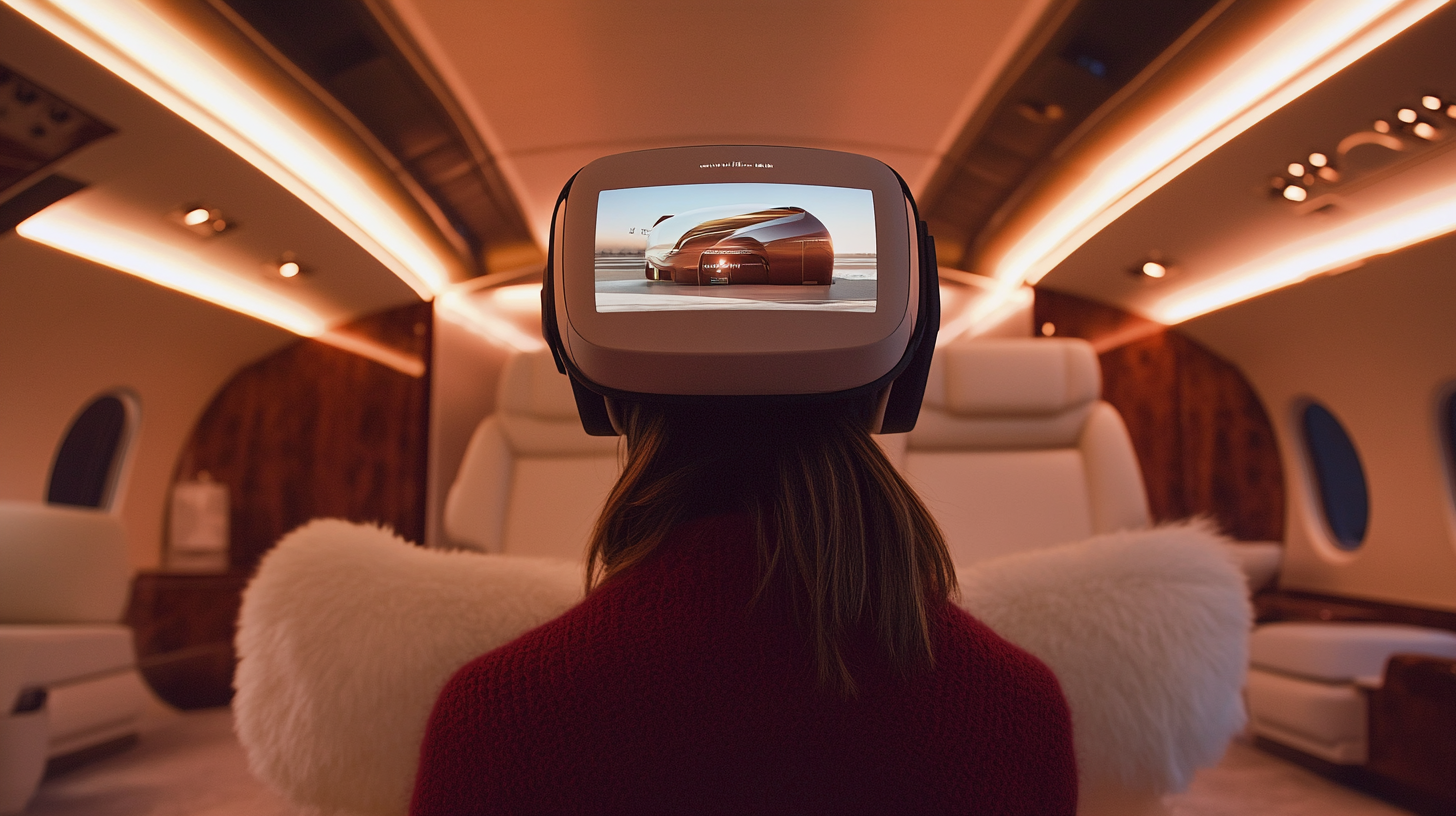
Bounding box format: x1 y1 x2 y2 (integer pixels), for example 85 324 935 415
3 0 1456 814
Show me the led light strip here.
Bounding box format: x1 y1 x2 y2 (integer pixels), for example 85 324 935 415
936 284 1033 346
1150 183 1456 323
19 203 431 376
17 204 328 336
436 286 546 353
315 331 426 377
958 0 1448 335
4 0 462 299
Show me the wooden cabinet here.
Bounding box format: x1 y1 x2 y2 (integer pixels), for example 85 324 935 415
1368 655 1456 815
124 571 246 709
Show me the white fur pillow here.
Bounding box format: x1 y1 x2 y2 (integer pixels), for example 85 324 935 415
235 520 1249 815
233 520 582 816
957 521 1251 795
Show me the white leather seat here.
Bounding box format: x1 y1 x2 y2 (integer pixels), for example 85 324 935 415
444 350 620 559
0 502 148 815
879 338 1151 567
1247 622 1456 764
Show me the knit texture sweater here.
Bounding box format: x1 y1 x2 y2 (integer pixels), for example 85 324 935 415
411 515 1077 815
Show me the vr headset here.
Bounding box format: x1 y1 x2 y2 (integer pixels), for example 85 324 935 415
541 145 938 436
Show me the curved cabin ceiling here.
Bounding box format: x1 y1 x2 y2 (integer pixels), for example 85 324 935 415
7 0 1450 343
380 0 1062 243
212 0 542 276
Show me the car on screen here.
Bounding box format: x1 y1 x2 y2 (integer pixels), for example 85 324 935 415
644 206 835 285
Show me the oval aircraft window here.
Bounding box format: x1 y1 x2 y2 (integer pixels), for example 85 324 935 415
1448 392 1456 506
1302 402 1369 550
47 394 130 509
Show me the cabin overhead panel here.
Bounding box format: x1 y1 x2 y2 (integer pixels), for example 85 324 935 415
0 3 435 343
382 0 1058 243
212 0 543 276
4 0 476 301
917 0 1227 269
1038 0 1456 324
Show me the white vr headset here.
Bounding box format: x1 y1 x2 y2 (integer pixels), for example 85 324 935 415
542 145 939 436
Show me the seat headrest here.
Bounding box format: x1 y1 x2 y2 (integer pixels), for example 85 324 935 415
0 501 130 623
498 349 580 421
924 338 1100 417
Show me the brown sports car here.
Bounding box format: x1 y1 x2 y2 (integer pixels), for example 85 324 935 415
644 206 835 285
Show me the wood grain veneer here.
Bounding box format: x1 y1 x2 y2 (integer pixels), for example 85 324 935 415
1255 589 1456 633
1035 288 1285 541
1368 654 1456 814
124 571 246 709
125 302 432 708
175 302 431 573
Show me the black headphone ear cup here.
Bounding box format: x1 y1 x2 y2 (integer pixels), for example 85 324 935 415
877 226 939 434
569 374 619 436
878 341 934 433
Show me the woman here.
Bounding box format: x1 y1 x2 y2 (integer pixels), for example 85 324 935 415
411 395 1077 815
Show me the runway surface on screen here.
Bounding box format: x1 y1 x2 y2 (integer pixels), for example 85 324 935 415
594 254 875 312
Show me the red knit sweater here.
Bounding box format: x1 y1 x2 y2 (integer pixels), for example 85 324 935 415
411 516 1076 815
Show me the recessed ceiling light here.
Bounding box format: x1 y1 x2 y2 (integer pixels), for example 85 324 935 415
1398 107 1418 123
1448 104 1456 119
278 261 301 278
19 202 325 335
1308 152 1328 167
1413 121 1438 140
1374 119 1392 133
1141 261 1168 278
8 0 465 299
1283 185 1308 202
1040 322 1057 336
1422 95 1442 110
935 0 1445 341
1151 180 1456 324
177 205 232 236
1287 162 1306 176
1318 166 1341 182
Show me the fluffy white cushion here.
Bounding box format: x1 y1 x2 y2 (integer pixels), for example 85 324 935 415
957 520 1251 794
235 519 1249 815
233 520 582 816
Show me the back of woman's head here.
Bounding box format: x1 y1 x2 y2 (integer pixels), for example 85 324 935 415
587 398 956 695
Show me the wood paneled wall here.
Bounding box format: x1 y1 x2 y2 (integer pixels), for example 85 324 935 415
175 302 432 571
127 301 431 707
1035 288 1285 541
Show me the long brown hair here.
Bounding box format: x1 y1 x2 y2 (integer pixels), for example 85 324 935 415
586 397 956 695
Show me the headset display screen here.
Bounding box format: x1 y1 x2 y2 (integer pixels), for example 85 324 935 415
594 183 876 313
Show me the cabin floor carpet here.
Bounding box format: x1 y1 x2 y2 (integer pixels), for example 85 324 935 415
24 703 1412 816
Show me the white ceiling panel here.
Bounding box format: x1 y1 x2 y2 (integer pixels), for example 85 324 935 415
388 0 1052 240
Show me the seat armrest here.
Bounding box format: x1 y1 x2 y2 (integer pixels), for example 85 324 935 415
1225 542 1281 593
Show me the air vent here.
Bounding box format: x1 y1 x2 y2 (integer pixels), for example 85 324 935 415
0 63 112 197
920 0 1225 267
